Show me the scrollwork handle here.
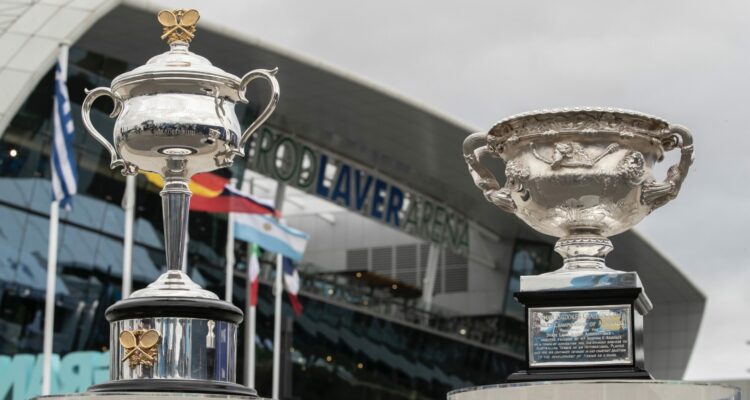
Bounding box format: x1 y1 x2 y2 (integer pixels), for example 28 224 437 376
236 68 280 156
463 132 516 213
641 125 694 210
82 87 137 175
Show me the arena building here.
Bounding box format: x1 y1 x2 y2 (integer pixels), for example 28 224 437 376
0 1 705 399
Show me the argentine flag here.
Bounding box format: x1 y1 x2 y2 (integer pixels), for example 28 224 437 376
51 45 78 209
234 214 309 261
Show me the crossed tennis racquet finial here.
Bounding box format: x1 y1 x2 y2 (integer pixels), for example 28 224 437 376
158 9 200 43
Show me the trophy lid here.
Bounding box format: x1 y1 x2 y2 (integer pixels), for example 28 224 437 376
111 9 242 101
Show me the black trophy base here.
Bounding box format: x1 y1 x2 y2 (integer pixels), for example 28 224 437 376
88 379 258 397
507 366 652 383
105 296 244 324
511 286 652 383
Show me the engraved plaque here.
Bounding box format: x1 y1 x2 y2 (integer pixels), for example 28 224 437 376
528 305 632 367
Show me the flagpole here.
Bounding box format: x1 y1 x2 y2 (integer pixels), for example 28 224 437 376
246 242 256 388
225 213 235 301
271 182 286 399
244 177 256 388
43 42 77 396
225 178 237 302
272 251 283 399
122 174 136 299
42 200 60 395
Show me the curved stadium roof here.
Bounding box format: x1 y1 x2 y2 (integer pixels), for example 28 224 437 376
0 0 704 379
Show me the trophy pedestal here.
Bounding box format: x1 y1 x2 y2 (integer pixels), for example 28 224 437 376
508 270 652 383
507 363 651 383
448 381 740 400
89 380 257 397
87 293 257 398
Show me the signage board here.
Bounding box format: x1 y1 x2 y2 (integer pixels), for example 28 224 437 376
248 127 470 255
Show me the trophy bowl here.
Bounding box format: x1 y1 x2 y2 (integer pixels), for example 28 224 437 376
82 42 279 177
464 107 693 271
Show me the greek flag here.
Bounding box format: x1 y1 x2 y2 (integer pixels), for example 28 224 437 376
51 45 78 209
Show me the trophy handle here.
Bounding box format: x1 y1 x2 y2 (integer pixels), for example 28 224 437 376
82 87 137 175
641 125 694 210
236 68 280 156
463 132 516 213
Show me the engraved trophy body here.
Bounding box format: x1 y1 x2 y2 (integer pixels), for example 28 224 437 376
37 9 278 399
463 108 693 381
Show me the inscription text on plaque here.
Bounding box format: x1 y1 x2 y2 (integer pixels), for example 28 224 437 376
528 305 632 367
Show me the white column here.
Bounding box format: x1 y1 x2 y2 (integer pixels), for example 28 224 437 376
122 175 136 299
42 201 60 395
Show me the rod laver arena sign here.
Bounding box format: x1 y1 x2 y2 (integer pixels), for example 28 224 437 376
249 127 469 255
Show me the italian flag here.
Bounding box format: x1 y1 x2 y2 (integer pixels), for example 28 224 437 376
248 244 260 307
283 257 303 316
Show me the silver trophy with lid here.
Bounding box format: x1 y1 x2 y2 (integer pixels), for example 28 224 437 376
38 9 278 399
462 108 693 382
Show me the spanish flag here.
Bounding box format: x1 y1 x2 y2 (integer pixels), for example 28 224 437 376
143 172 277 216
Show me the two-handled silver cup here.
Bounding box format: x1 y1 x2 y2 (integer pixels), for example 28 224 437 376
463 107 693 274
78 10 277 397
463 107 694 381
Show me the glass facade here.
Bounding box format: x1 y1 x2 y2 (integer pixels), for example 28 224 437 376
0 46 541 399
249 280 523 399
502 240 562 320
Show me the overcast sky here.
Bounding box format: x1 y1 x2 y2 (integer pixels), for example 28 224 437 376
156 0 750 379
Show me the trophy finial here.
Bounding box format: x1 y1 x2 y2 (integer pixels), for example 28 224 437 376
158 9 200 44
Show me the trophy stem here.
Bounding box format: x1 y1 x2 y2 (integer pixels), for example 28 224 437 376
160 162 192 271
554 233 615 272
129 160 217 298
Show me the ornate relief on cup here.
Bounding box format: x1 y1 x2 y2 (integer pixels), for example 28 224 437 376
616 150 646 185
505 160 530 182
504 160 531 202
531 142 619 169
552 198 610 229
